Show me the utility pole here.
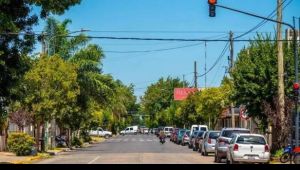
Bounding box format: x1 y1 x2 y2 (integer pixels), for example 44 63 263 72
205 41 207 88
194 61 198 88
277 0 286 146
183 75 185 88
229 31 235 128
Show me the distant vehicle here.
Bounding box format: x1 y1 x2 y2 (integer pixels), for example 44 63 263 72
163 127 173 137
214 128 250 163
89 127 112 138
176 129 187 145
171 128 179 142
201 131 220 156
143 128 149 134
193 131 205 151
152 128 158 134
120 126 138 135
226 133 270 164
182 130 190 146
188 131 199 149
189 125 208 137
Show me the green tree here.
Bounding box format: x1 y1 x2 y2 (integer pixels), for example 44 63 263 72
231 35 295 150
141 77 187 127
23 55 79 151
0 0 81 136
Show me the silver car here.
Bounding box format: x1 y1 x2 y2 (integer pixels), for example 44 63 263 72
214 128 250 163
200 131 220 156
226 133 270 164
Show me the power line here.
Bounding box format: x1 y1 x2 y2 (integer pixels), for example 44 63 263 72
234 0 293 39
197 42 229 78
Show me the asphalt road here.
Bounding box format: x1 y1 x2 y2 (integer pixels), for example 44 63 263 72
36 134 218 164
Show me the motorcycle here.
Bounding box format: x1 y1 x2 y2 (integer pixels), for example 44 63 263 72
159 136 166 144
280 145 300 164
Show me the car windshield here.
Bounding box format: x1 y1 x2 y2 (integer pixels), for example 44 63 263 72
222 130 250 138
200 127 207 131
197 131 204 137
179 130 185 135
236 136 266 145
193 127 199 131
209 132 220 139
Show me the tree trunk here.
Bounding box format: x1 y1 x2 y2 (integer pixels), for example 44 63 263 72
36 122 40 152
41 123 45 152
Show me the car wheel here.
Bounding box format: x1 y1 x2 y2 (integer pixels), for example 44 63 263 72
104 134 109 139
226 158 230 164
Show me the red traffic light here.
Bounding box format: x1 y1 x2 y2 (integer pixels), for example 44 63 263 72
294 83 300 90
208 0 217 5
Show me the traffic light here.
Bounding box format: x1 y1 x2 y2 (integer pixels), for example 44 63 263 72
293 83 300 101
208 0 217 17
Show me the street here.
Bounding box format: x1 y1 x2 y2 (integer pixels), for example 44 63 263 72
36 134 218 164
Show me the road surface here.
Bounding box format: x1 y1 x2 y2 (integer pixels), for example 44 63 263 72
36 134 219 164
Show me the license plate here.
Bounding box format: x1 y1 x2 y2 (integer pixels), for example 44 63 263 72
248 156 255 160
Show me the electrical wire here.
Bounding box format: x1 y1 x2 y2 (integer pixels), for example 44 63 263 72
234 0 293 39
197 42 229 78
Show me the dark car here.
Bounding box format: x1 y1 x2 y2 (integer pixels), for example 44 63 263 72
188 131 199 149
170 128 179 142
193 131 205 151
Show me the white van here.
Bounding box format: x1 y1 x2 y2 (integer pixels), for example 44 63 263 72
163 127 173 137
120 126 138 135
189 125 208 137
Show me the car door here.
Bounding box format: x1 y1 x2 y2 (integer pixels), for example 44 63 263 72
98 128 104 136
125 128 129 134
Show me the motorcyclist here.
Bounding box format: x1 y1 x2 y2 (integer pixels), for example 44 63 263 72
159 130 166 142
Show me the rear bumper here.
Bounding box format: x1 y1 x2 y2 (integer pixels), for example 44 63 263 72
217 146 228 157
233 158 270 163
204 144 216 153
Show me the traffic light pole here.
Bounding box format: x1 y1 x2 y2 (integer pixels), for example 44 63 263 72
214 4 299 147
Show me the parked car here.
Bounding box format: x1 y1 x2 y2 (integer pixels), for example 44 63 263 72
214 128 250 163
176 129 187 145
189 125 208 137
172 129 180 143
164 127 173 137
182 130 191 146
200 131 220 156
188 131 199 149
89 127 112 138
152 128 158 135
170 128 179 142
120 126 139 135
193 131 205 151
226 133 270 164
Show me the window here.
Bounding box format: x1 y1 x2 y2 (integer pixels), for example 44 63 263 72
126 128 129 131
197 131 204 137
130 128 133 131
209 132 220 139
236 136 266 145
222 130 250 138
200 127 207 131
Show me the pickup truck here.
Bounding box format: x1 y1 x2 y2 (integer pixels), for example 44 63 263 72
89 127 112 138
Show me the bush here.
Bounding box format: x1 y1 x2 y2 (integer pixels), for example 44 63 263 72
7 133 35 156
71 137 83 147
273 149 284 159
80 130 92 143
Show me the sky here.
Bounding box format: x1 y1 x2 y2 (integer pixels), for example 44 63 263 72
32 0 300 100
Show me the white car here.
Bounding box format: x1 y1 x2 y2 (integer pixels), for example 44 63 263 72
120 126 138 135
89 127 112 138
226 133 270 164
